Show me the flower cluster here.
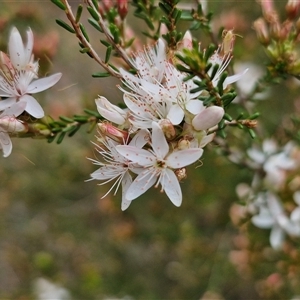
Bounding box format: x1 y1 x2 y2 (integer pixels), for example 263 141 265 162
236 140 300 249
0 27 62 157
90 34 244 209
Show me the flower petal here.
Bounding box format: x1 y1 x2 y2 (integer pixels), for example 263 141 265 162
167 148 203 168
270 224 285 250
192 106 224 131
27 73 62 94
0 98 17 111
126 170 156 200
8 27 25 69
116 145 155 166
121 172 133 211
167 104 184 125
21 94 44 118
162 169 182 206
151 122 169 159
0 101 26 117
0 131 12 157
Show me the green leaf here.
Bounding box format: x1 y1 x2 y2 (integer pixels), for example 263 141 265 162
88 18 103 32
75 4 83 23
92 72 111 78
56 132 66 144
87 6 100 21
55 19 75 34
50 0 66 10
105 46 112 63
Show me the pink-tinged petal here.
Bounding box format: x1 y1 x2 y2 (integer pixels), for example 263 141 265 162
116 145 155 166
162 169 182 206
270 225 285 250
0 98 17 111
186 99 204 115
192 106 224 131
151 122 168 159
167 105 184 125
167 148 203 168
24 28 34 65
8 27 25 69
182 31 193 49
223 69 248 88
199 133 215 148
21 94 44 118
121 172 132 211
0 101 26 117
126 170 157 200
0 132 12 157
27 73 62 93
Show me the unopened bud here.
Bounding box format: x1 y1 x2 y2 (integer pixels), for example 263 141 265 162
175 168 187 181
158 119 176 140
177 138 191 150
286 0 300 19
98 122 129 142
182 31 193 50
0 117 28 133
0 51 15 81
192 106 225 131
222 29 236 54
253 18 270 45
118 0 128 20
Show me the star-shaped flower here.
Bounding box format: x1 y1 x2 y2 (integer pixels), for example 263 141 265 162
116 122 203 206
0 27 62 118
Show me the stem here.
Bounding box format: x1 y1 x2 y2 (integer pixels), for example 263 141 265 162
61 0 122 78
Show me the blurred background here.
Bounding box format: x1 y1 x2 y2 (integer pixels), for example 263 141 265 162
0 1 299 299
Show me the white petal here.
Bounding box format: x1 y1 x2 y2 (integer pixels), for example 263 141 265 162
162 169 182 206
126 170 157 200
21 94 44 118
129 129 149 148
199 133 215 148
267 193 284 216
167 104 184 125
223 68 248 88
0 98 17 111
116 145 155 166
27 73 62 94
8 27 25 69
121 172 132 211
186 99 204 115
270 225 285 250
192 106 224 131
151 122 169 159
1 101 26 117
0 131 12 157
167 148 203 168
95 97 126 125
24 28 34 65
252 210 274 229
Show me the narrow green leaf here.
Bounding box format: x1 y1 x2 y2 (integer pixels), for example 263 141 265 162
87 6 99 21
100 39 110 47
84 109 102 118
88 18 103 32
56 132 66 144
68 126 81 137
92 72 111 78
80 23 89 42
59 116 74 123
56 19 75 34
79 47 90 53
50 0 66 10
75 5 83 23
249 112 260 120
248 128 256 139
105 46 112 63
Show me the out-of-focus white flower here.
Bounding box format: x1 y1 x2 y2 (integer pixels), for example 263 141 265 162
252 192 300 250
0 101 27 157
0 27 62 118
33 277 70 300
116 122 203 206
88 128 149 211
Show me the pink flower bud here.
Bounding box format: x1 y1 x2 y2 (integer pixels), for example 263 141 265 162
192 106 224 131
98 122 129 143
158 119 175 139
286 0 300 19
118 0 128 20
253 18 270 45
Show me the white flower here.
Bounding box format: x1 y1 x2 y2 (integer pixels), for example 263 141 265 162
95 96 130 128
191 106 224 131
89 129 149 211
252 192 300 250
0 27 62 118
0 101 27 157
124 38 167 84
116 122 203 206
